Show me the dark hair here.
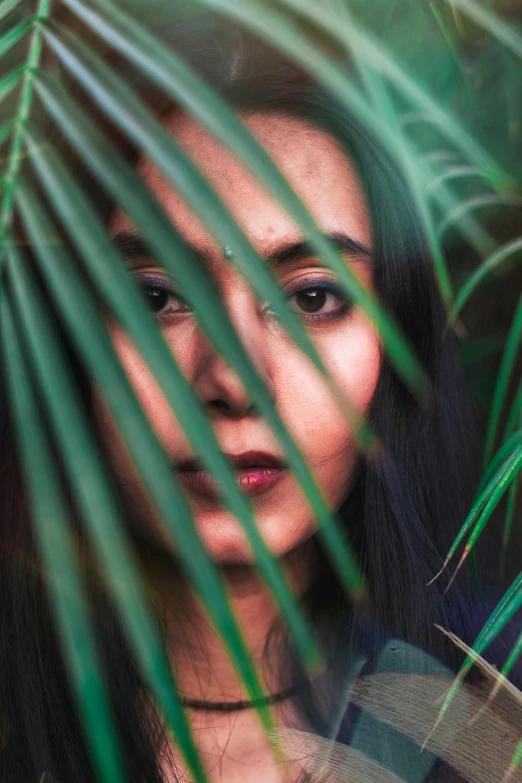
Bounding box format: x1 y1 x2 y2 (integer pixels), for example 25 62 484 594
0 8 499 782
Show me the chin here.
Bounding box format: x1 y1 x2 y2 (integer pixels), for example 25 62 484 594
194 510 318 566
132 505 316 568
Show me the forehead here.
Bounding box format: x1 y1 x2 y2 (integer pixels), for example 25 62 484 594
110 111 371 256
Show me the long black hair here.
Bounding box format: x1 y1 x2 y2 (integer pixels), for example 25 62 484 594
0 7 500 782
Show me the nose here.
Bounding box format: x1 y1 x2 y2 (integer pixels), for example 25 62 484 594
193 304 275 420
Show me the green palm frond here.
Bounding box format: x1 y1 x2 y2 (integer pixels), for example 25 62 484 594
58 0 429 397
1 0 522 781
0 287 128 783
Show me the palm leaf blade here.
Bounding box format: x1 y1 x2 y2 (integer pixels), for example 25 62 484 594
15 177 279 730
61 0 429 399
0 0 26 23
6 242 208 783
22 124 322 669
33 59 365 598
0 283 128 783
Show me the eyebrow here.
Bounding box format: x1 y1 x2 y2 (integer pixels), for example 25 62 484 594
111 229 373 270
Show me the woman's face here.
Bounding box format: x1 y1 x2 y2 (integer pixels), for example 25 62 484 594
93 111 381 565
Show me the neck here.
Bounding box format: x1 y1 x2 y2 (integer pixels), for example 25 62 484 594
139 536 319 706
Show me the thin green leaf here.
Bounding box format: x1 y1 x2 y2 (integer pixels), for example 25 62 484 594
0 0 25 23
425 165 483 195
0 0 50 259
416 153 498 259
500 628 522 692
0 118 14 147
7 243 209 783
479 429 522 494
44 25 376 463
23 126 322 671
507 738 522 779
500 478 519 576
450 238 522 322
463 445 522 556
15 177 279 733
0 66 23 104
354 62 452 301
436 194 522 240
484 293 522 464
428 440 522 582
446 0 522 61
503 381 522 443
0 17 31 58
435 573 522 726
430 178 497 259
428 0 467 78
248 0 513 190
33 70 364 606
38 31 369 595
61 0 429 399
0 284 127 783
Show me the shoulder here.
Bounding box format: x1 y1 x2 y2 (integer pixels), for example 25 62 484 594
332 634 502 783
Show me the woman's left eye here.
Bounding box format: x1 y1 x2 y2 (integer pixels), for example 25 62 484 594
287 282 350 322
135 274 191 318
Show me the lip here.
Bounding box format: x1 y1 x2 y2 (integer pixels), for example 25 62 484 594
176 451 287 499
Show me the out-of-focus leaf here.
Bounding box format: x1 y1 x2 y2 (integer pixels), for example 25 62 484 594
61 0 430 400
0 0 26 23
7 243 209 782
484 294 522 464
15 177 279 731
450 238 522 322
0 284 127 783
0 0 50 252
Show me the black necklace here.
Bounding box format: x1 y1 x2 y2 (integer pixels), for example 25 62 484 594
181 683 304 712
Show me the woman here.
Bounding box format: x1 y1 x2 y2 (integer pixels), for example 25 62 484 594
0 7 513 782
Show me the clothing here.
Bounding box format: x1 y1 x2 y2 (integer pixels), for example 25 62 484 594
294 624 522 783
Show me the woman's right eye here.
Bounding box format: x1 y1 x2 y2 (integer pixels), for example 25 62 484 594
135 274 191 318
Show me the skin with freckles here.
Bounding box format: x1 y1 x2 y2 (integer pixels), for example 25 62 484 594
92 111 381 566
89 111 383 782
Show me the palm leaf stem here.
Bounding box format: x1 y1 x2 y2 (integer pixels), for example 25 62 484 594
0 0 50 263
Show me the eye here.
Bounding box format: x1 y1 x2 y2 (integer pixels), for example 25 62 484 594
135 273 191 318
287 280 351 322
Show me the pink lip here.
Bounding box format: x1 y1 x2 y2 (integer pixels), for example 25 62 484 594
176 451 287 499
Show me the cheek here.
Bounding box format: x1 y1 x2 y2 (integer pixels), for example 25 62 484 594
321 317 382 412
269 318 381 500
94 328 190 458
